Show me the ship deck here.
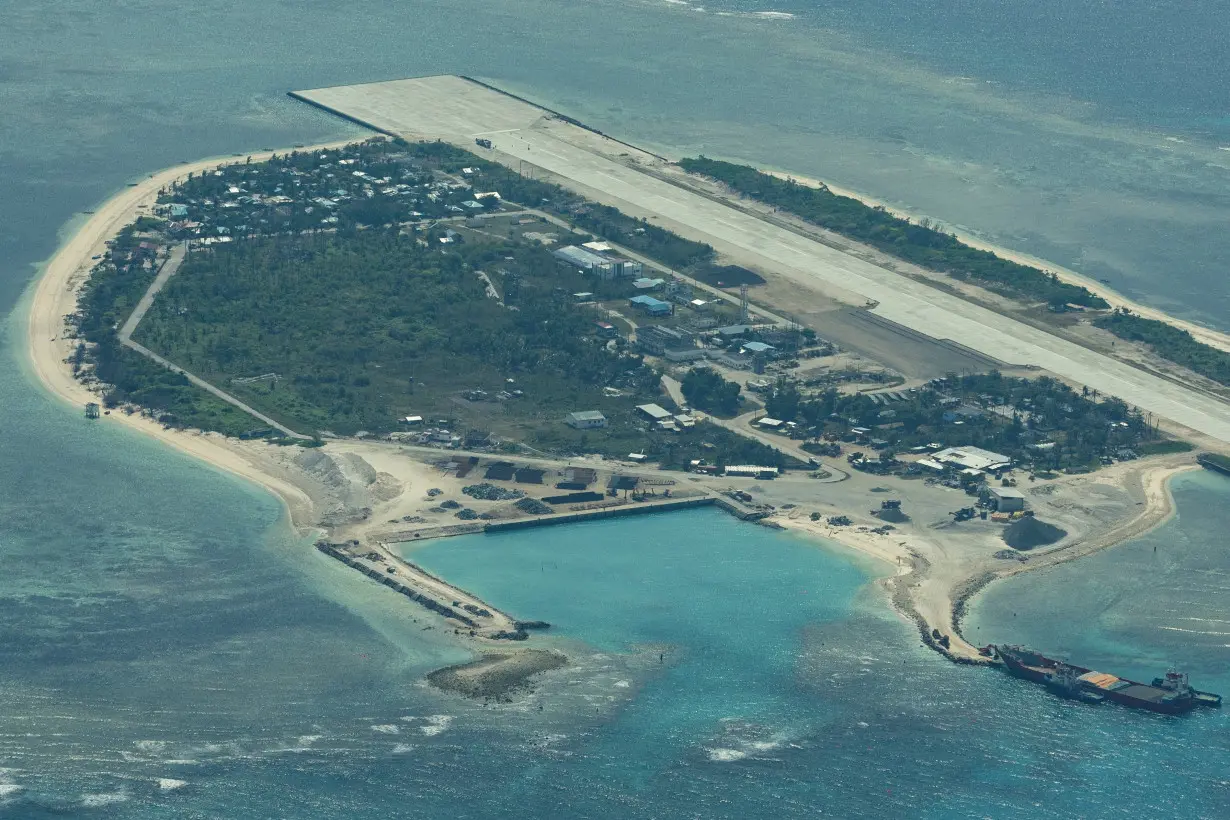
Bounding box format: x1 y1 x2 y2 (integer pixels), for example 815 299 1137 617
1112 684 1174 704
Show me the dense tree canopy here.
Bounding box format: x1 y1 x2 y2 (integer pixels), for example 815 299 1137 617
678 157 1108 308
681 367 741 417
1095 309 1230 386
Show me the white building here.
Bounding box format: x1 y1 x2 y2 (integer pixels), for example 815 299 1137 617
636 403 673 421
988 487 1026 512
566 410 608 429
931 446 1012 472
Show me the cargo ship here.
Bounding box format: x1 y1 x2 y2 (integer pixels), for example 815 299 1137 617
993 646 1222 715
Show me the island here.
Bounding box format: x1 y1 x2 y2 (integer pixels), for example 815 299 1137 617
28 75 1230 699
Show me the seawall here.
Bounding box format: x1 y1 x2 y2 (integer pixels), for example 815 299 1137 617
316 540 480 628
484 496 717 532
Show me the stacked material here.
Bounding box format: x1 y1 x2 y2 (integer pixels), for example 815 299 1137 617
1002 516 1067 550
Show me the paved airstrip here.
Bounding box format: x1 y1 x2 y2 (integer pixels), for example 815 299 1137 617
292 76 1230 444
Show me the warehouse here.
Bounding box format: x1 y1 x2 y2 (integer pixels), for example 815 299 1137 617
931 446 1012 472
988 486 1026 512
636 403 673 421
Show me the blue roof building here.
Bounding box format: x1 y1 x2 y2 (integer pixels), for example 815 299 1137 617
630 295 672 316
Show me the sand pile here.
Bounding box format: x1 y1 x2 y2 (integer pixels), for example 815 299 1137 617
1002 516 1067 550
876 506 910 524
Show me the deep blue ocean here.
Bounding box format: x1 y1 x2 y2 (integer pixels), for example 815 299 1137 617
2 0 1229 816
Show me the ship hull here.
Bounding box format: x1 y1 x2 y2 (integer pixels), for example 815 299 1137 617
994 646 1218 715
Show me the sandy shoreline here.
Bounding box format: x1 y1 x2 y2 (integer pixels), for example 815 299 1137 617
19 135 1210 672
773 454 1196 662
22 139 354 533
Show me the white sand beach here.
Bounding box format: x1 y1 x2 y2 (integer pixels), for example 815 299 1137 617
23 141 353 531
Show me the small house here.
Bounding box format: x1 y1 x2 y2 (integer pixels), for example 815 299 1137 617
988 487 1026 512
566 411 608 430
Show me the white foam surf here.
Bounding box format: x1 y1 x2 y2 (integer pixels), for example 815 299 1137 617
420 715 453 736
81 791 129 807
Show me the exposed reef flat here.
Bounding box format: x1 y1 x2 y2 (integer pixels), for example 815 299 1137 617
426 650 568 701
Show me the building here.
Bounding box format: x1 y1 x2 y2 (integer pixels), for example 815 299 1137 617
554 245 615 278
566 411 608 429
551 242 643 278
742 341 775 356
632 277 665 290
931 446 1012 472
594 320 618 338
724 465 779 478
629 295 672 316
717 324 753 339
756 417 785 430
988 486 1026 512
637 325 693 356
636 403 673 422
608 256 643 278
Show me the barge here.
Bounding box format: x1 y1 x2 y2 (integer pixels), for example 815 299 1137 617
994 646 1222 715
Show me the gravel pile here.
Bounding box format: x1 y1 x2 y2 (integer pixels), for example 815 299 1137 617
463 483 525 501
1002 516 1067 550
514 497 553 515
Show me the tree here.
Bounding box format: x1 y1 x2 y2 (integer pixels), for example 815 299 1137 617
681 367 740 416
765 379 801 421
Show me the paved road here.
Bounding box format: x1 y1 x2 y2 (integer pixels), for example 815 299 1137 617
118 243 309 439
119 243 187 341
295 76 1230 443
660 375 849 481
486 127 1230 443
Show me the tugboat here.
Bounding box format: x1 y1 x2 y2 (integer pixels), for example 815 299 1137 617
1045 663 1104 705
1153 670 1223 709
995 646 1221 715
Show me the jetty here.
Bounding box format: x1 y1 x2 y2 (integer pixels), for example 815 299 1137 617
319 486 778 636
316 539 532 639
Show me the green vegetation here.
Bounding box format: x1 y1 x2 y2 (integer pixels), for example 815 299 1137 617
135 230 658 437
1136 440 1194 456
766 371 1177 473
678 157 1109 308
681 367 741 417
570 203 713 269
70 138 796 470
1094 309 1230 387
71 224 260 435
